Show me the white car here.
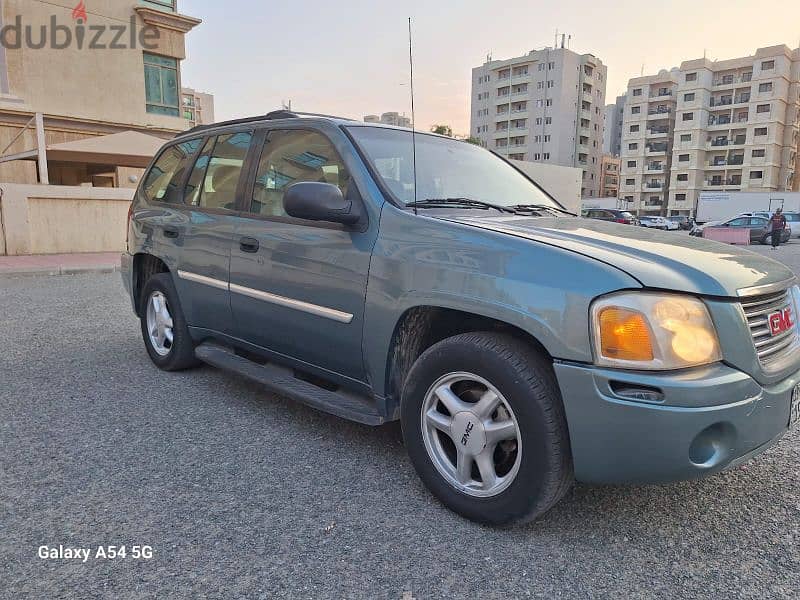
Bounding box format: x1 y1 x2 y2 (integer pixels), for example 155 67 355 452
640 216 679 231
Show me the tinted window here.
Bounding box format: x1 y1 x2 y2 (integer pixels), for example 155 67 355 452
750 218 768 227
728 218 749 227
250 130 350 217
785 214 799 222
142 138 202 203
185 132 253 210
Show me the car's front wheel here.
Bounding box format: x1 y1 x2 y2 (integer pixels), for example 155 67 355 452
139 273 199 371
401 332 573 525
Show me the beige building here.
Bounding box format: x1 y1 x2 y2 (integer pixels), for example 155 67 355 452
621 45 800 216
470 46 607 197
363 112 412 128
0 0 201 186
619 70 679 216
600 154 620 198
181 87 215 128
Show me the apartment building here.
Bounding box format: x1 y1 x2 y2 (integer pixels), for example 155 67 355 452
603 95 625 156
600 154 620 197
470 46 607 197
668 45 800 215
181 87 215 127
363 112 412 128
620 45 800 217
0 0 201 184
619 70 680 215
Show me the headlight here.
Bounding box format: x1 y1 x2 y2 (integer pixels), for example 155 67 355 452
591 292 722 370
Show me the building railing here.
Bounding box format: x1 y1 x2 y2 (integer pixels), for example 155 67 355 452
647 107 671 115
647 127 669 134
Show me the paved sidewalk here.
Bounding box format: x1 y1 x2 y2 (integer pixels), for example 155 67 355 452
0 252 121 276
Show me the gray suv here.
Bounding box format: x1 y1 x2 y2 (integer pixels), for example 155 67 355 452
122 111 800 525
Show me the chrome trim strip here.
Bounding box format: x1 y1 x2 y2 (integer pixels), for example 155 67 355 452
229 283 353 324
737 277 798 298
177 270 229 291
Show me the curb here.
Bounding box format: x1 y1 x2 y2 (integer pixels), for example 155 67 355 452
0 265 120 278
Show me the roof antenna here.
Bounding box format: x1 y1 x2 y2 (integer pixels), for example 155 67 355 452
408 17 418 215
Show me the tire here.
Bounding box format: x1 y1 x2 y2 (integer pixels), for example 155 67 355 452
761 234 771 245
139 272 200 371
400 332 573 525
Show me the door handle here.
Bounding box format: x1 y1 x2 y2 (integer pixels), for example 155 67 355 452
240 237 260 253
163 227 180 239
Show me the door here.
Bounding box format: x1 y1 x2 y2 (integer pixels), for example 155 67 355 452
229 128 375 382
748 217 769 243
172 130 255 334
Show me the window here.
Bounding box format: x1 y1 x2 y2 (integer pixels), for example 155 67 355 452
139 0 176 11
543 135 551 142
675 193 687 201
631 106 641 114
677 173 688 182
678 154 689 162
548 62 555 70
684 93 695 102
545 117 552 125
627 160 637 168
144 53 179 116
535 117 542 125
685 72 697 82
250 130 350 217
755 127 768 136
625 178 635 185
142 139 202 203
547 80 555 88
761 60 775 70
185 132 254 210
546 99 552 107
680 134 691 142
756 104 770 114
630 125 639 133
536 99 544 107
752 148 766 157
682 112 694 121
538 63 545 71
628 143 638 150
749 170 763 179
759 82 773 93
632 88 642 97
543 152 550 159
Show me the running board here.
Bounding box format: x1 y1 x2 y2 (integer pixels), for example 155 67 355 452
194 342 386 426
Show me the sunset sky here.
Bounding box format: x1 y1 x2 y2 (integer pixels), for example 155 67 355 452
182 0 800 135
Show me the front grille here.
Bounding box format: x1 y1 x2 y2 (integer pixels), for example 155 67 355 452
740 288 799 369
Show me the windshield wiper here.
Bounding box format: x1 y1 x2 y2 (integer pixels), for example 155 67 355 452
509 204 577 217
408 198 517 214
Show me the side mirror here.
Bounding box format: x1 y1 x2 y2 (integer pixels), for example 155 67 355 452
283 182 362 226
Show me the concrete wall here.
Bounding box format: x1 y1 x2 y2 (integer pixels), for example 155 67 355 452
0 183 132 255
511 159 582 213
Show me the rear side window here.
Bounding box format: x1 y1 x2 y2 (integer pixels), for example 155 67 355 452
185 131 254 210
250 130 350 217
142 138 202 203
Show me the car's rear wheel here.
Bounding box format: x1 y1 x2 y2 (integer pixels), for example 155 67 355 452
401 332 573 525
140 273 199 371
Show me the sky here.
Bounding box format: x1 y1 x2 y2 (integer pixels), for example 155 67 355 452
182 0 800 136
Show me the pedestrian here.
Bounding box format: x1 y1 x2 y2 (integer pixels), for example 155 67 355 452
769 208 787 249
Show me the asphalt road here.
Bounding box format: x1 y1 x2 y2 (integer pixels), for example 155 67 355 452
2 245 800 599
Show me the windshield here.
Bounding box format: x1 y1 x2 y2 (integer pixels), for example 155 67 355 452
346 126 561 209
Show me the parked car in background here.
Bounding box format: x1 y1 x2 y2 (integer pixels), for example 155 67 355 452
668 215 693 230
640 216 678 231
123 112 800 525
690 215 791 244
785 212 800 239
582 208 638 225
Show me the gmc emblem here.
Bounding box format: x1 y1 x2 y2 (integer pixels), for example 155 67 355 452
768 306 794 337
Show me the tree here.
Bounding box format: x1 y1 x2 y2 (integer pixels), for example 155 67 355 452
464 137 482 146
430 124 453 137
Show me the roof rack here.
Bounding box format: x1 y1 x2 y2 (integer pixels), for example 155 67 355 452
183 110 356 136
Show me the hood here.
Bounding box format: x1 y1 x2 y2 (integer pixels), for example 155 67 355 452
442 215 796 297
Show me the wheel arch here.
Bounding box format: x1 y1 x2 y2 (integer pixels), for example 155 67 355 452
383 305 554 409
132 253 171 317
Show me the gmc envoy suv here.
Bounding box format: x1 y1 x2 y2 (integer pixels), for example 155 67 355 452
122 111 800 525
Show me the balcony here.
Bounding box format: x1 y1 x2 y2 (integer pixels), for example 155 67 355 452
646 144 669 155
582 92 593 104
579 126 591 137
652 90 673 97
712 75 749 87
646 182 664 190
648 107 671 115
706 177 742 187
646 163 665 172
510 126 529 134
511 72 531 81
708 116 732 127
647 127 669 138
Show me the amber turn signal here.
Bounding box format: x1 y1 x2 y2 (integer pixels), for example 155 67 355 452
598 307 655 362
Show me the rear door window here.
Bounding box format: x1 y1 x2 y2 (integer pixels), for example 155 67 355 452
142 138 202 203
184 131 254 211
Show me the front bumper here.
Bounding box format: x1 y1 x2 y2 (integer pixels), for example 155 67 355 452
554 362 799 484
